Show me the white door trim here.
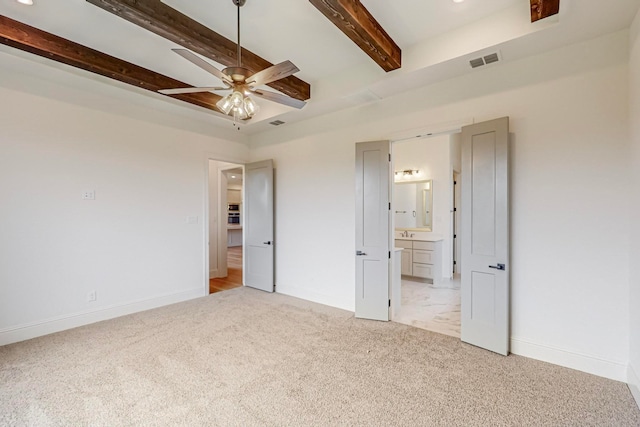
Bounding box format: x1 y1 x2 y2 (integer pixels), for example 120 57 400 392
203 153 249 296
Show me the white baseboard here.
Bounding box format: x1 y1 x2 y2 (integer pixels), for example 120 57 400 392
209 268 219 279
0 287 204 346
275 283 354 313
629 364 640 409
510 337 627 382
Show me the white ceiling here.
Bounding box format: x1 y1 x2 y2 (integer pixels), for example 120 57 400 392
1 0 639 136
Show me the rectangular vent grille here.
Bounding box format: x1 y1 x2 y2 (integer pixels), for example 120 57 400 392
469 52 501 69
269 120 285 126
470 58 485 68
484 53 499 64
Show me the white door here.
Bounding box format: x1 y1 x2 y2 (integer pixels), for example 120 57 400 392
460 117 510 355
244 159 274 292
355 141 391 321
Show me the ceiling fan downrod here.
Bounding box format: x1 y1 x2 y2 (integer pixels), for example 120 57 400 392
233 0 246 67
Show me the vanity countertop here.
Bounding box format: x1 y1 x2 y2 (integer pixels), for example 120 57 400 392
228 225 243 230
393 247 404 252
395 236 443 242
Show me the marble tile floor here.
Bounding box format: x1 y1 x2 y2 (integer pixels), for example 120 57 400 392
392 275 461 338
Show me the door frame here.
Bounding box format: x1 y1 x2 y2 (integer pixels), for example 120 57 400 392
203 153 249 296
386 119 472 322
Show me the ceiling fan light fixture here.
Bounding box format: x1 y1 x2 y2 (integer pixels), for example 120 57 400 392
230 90 244 108
233 106 248 121
216 94 234 115
244 96 259 117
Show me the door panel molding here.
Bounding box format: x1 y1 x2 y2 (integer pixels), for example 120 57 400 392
355 141 391 320
461 117 510 355
244 159 275 292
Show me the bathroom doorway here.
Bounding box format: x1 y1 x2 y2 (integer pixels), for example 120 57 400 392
391 133 462 338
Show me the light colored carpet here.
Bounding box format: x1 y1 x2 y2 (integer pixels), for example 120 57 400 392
1 287 639 426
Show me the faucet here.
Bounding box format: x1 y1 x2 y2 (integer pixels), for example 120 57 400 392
401 230 409 238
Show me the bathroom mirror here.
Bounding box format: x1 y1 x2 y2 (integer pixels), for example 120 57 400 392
393 179 433 231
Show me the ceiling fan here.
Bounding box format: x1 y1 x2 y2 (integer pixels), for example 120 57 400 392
158 0 306 123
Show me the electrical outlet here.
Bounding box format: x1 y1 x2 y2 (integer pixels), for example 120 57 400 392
82 190 95 200
87 290 97 302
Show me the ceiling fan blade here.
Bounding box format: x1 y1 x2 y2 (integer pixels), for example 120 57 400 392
172 49 233 84
246 61 300 87
252 89 307 109
159 86 229 95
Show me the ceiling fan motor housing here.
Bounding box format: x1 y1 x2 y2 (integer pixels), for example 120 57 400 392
224 66 252 83
232 0 246 7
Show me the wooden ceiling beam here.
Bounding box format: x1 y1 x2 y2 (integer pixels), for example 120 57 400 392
309 0 401 72
85 0 311 101
0 15 223 112
530 0 560 23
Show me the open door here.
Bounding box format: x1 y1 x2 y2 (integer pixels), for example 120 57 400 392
244 159 274 292
355 141 391 321
460 117 510 355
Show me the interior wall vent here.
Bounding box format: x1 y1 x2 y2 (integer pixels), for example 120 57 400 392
469 51 502 69
469 58 485 68
269 120 285 126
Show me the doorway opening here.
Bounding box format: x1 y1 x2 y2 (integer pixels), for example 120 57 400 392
208 161 244 294
390 133 462 338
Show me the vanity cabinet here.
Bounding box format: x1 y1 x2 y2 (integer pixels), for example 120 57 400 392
395 239 442 282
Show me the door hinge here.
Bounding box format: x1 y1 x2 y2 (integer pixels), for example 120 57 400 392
454 234 457 238
389 154 391 161
454 180 457 185
453 208 457 212
388 251 391 259
389 202 391 210
389 299 391 307
453 261 457 265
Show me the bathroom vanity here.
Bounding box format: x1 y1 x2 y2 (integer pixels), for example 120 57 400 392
395 237 442 283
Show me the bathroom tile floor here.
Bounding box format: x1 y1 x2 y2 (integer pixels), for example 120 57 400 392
392 275 461 338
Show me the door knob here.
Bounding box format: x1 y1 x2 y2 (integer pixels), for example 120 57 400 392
489 263 506 271
263 241 272 245
356 251 367 256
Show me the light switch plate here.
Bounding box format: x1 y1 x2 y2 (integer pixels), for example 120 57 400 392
82 191 95 200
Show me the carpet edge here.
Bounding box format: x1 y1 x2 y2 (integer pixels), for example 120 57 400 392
0 287 204 346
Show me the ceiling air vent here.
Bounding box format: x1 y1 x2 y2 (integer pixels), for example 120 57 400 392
269 120 285 126
469 51 502 69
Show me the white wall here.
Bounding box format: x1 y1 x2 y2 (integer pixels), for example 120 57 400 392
0 83 248 345
250 30 631 381
393 135 453 277
628 9 640 407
